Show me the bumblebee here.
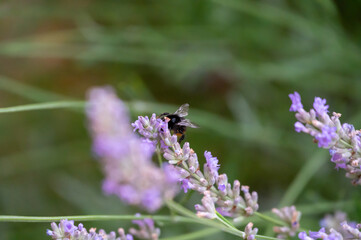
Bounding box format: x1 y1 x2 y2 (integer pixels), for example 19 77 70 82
159 103 199 143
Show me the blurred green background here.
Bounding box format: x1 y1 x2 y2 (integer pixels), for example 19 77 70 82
0 0 361 239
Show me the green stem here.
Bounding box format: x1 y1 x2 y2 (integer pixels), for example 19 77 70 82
215 216 244 238
0 101 85 114
339 139 353 148
216 211 238 231
255 234 281 240
166 200 240 236
159 228 220 240
0 215 197 223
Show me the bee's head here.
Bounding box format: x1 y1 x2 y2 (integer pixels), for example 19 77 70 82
164 117 171 122
158 113 171 123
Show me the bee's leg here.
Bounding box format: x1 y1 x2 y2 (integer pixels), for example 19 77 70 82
178 134 185 143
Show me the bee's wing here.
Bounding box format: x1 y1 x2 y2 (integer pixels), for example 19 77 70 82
174 103 189 117
178 119 200 128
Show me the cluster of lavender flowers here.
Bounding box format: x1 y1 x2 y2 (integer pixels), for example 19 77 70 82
289 92 361 185
320 211 358 238
86 87 178 212
47 216 160 240
299 212 361 240
46 219 132 240
132 111 259 222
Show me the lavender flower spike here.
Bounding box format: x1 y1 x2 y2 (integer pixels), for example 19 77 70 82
47 219 134 240
87 87 178 212
272 206 301 238
133 111 259 220
289 91 361 185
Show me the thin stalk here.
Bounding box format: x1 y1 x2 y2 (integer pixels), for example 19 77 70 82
0 215 196 223
339 139 353 148
159 228 220 240
216 211 239 231
215 215 244 238
0 101 85 114
255 234 281 240
166 200 240 236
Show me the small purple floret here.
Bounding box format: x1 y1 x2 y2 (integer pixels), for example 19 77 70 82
298 232 308 240
295 122 306 133
46 229 53 236
218 184 226 192
315 126 337 148
204 151 220 177
181 178 192 193
289 92 303 112
313 97 329 116
63 220 76 234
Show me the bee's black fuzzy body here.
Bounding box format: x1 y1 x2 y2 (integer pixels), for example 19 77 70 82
158 104 199 143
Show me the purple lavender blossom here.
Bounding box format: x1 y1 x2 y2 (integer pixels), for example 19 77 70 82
289 92 303 112
289 91 361 185
180 178 193 193
47 219 134 240
132 114 164 141
315 126 337 148
329 150 348 170
87 87 132 159
295 122 308 133
133 112 259 220
298 231 314 240
87 86 178 212
204 151 220 184
313 97 329 116
272 206 301 238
